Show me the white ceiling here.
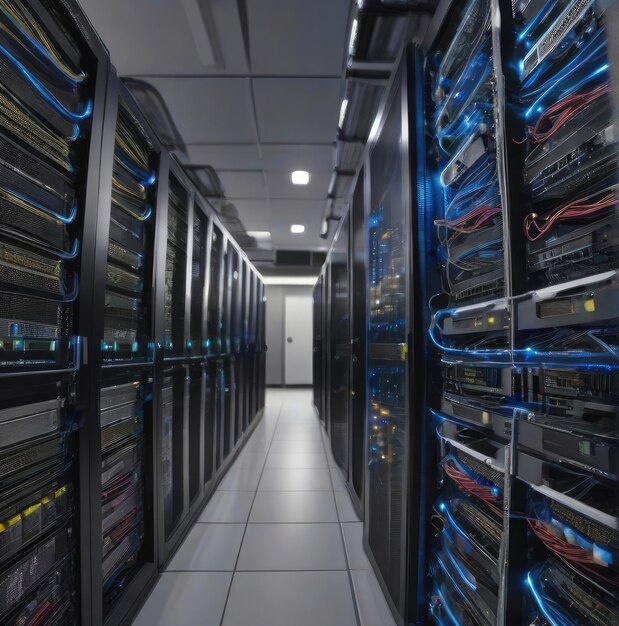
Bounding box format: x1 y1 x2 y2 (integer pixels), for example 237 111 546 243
78 0 353 253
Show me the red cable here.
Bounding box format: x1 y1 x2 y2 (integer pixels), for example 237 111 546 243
523 192 617 241
436 205 502 233
517 83 611 145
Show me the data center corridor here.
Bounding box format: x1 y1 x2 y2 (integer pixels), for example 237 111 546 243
132 389 396 626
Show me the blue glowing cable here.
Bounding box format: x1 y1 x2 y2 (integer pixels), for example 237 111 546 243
429 309 619 365
521 27 606 95
516 0 557 44
3 186 78 223
434 588 460 626
0 6 85 84
115 149 156 187
525 62 608 120
526 571 562 626
0 43 92 121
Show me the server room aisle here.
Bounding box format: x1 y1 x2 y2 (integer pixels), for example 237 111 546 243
132 389 395 626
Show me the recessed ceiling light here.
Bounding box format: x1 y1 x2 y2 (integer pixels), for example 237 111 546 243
291 170 310 185
246 231 271 241
290 224 305 234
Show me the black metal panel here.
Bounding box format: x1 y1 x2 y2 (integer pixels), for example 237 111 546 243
328 212 351 471
350 168 367 504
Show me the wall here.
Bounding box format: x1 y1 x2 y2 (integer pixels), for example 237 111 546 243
265 284 314 385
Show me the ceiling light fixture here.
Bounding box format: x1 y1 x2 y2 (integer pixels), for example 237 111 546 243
290 224 305 234
291 170 310 185
338 99 349 130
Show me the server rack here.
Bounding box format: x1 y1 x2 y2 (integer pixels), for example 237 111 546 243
0 3 267 624
316 1 618 624
328 212 351 471
0 1 108 625
424 1 619 624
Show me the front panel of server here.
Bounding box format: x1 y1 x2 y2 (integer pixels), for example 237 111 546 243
0 0 99 623
424 0 618 624
364 61 411 617
512 1 618 624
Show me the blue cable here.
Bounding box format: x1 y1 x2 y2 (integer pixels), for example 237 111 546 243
0 43 92 122
0 5 85 84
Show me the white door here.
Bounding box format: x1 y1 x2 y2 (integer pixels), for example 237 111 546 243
284 295 313 385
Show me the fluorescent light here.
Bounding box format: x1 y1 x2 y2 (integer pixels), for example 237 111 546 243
246 231 271 241
290 224 305 234
263 275 318 285
291 170 310 185
338 99 348 130
348 18 358 56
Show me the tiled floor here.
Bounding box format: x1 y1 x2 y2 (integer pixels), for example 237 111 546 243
133 389 396 626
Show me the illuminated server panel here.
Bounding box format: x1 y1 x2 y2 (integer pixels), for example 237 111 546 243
424 0 618 624
424 1 510 623
0 0 103 623
511 1 619 623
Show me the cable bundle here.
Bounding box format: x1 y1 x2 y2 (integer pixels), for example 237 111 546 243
442 457 503 518
519 82 611 145
528 519 619 589
524 190 617 241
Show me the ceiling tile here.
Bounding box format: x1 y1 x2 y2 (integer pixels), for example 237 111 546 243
137 78 256 143
187 144 261 170
218 171 266 199
268 199 326 249
247 0 349 76
259 145 335 172
79 0 248 75
266 172 331 200
231 200 271 230
253 78 341 143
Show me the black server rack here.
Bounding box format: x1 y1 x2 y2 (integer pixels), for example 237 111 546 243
88 72 162 625
312 275 323 420
423 0 619 624
0 1 108 625
315 1 618 624
328 212 351 471
0 3 268 624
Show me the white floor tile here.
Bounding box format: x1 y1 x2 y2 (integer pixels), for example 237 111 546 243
334 490 360 522
265 451 328 469
132 572 232 626
341 522 372 570
166 523 245 571
197 491 254 524
217 467 262 491
249 491 338 523
237 523 346 571
351 569 398 626
330 466 347 491
258 468 333 491
222 571 357 626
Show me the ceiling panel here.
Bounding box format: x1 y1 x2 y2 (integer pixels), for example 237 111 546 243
186 144 261 169
266 172 331 200
137 78 256 143
231 200 271 230
268 199 326 249
78 0 248 75
253 78 341 143
259 144 334 172
247 0 350 76
218 171 267 199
